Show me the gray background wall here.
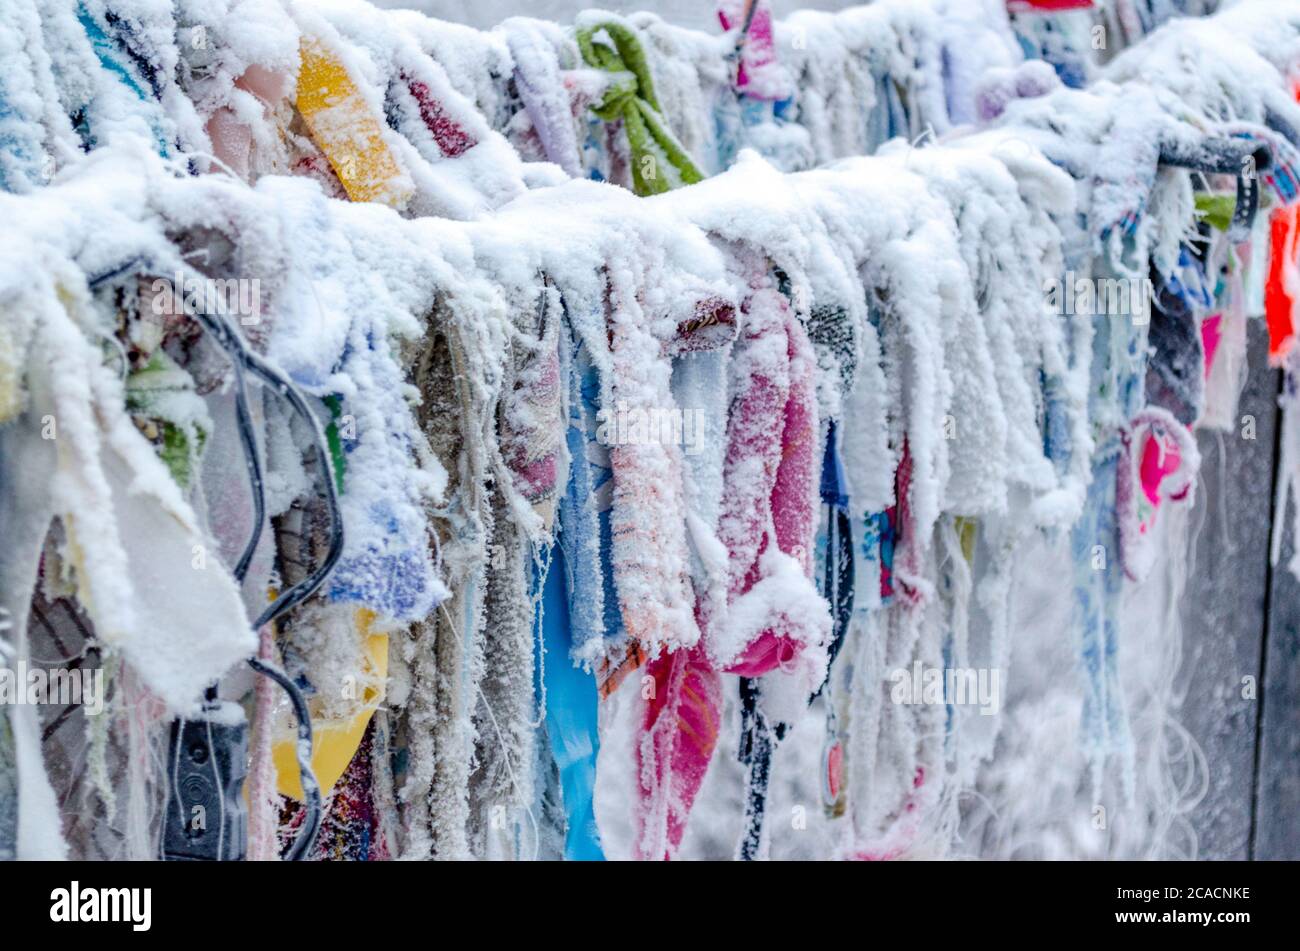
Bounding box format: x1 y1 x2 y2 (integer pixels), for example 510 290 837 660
374 0 859 31
1179 323 1296 859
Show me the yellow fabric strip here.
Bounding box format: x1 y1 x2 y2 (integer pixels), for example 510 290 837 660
295 37 413 208
273 608 389 800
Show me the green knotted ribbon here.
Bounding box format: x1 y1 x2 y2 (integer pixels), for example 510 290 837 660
576 21 703 196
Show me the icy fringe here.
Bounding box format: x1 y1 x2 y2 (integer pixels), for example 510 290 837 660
962 491 1208 860
1 0 1297 859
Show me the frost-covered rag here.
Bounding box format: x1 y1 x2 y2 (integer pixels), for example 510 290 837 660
505 21 583 177
1266 202 1300 364
717 1 792 102
710 286 828 678
1117 406 1199 583
1145 247 1212 425
73 1 172 155
502 289 562 532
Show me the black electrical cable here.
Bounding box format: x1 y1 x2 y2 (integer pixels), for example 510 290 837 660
200 306 263 705
246 655 322 861
88 256 338 861
175 287 344 626
178 269 340 862
229 354 265 583
236 345 344 631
